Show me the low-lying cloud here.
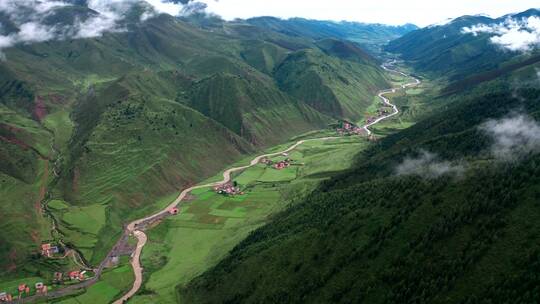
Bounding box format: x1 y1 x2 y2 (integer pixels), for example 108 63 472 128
480 113 540 161
462 16 540 52
396 150 465 179
0 0 207 59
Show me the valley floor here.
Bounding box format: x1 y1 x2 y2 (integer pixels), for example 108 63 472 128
4 61 429 304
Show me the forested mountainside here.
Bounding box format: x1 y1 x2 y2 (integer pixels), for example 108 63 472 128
180 18 540 303
0 3 392 277
386 9 540 82
181 70 540 304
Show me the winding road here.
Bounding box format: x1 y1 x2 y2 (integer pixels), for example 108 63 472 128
114 60 421 304
14 61 420 304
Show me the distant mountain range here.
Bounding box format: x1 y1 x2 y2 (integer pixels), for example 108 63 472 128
386 9 540 82
245 17 418 54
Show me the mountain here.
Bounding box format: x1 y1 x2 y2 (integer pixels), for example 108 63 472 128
180 56 540 304
0 3 392 279
246 17 418 54
274 42 387 120
385 9 540 81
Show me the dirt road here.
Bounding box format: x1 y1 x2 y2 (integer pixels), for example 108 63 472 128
15 61 419 304
114 61 421 304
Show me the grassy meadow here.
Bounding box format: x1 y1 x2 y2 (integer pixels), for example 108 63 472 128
129 136 369 303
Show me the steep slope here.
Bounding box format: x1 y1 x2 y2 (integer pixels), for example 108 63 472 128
0 3 389 279
180 65 540 303
275 45 388 121
386 9 540 81
189 72 328 145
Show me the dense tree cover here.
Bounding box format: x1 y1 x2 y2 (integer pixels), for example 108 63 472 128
179 87 540 303
385 9 540 81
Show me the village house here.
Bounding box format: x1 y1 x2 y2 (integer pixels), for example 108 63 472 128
41 243 59 257
168 207 179 215
35 282 47 294
273 158 293 170
17 284 27 294
336 121 364 136
68 270 85 281
214 183 243 196
54 272 63 283
0 292 12 302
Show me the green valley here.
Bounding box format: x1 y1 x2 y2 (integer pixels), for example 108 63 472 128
1 1 540 304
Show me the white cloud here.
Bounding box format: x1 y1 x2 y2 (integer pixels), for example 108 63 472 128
17 22 56 43
462 16 540 52
0 0 204 58
202 0 540 27
480 113 540 161
396 150 465 179
34 1 68 14
0 22 56 59
145 0 185 16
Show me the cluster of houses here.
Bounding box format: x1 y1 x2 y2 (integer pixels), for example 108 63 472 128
1 269 89 300
365 107 392 125
0 281 50 302
41 243 60 257
274 159 293 170
336 121 365 136
214 182 244 196
260 154 294 170
0 292 12 302
67 270 86 281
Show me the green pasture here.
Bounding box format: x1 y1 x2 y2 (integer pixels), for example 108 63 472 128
54 257 134 304
50 202 107 261
130 136 369 304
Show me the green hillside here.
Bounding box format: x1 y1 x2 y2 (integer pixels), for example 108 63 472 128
179 56 540 303
386 9 540 81
275 45 388 121
0 1 392 284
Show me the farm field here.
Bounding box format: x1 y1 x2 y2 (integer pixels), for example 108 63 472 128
53 256 134 304
49 200 107 262
129 137 369 304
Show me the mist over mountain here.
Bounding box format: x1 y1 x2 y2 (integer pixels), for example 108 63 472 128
386 9 540 82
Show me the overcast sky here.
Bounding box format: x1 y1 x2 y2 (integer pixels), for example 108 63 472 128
201 0 539 26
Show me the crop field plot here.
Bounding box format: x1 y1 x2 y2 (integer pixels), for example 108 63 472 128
132 183 282 304
42 109 74 151
130 136 370 304
50 201 107 261
258 166 297 182
54 257 134 304
0 276 47 299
